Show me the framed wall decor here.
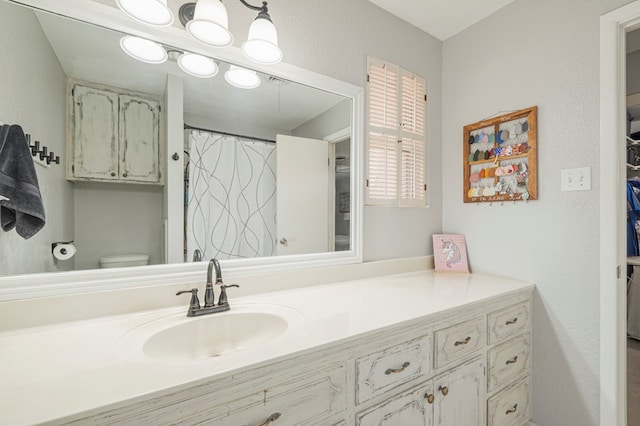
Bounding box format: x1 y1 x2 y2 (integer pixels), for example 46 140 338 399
432 234 470 273
463 106 538 203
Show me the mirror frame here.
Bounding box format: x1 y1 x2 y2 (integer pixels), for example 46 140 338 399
0 0 364 301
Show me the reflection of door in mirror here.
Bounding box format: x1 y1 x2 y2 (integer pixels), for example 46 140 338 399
276 135 330 256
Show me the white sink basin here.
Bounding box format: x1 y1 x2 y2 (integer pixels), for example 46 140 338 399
117 303 304 362
144 312 288 361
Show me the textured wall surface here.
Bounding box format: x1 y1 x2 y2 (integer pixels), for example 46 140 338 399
442 0 631 424
0 2 73 275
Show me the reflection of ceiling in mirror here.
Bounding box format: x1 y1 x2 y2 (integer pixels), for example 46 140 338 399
34 10 346 131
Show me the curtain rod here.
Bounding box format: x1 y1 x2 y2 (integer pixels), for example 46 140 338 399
184 123 276 144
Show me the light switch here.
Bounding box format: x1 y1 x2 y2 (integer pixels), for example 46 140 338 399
561 167 591 191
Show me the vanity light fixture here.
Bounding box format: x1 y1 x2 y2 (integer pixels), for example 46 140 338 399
119 35 168 64
224 65 261 89
116 0 174 27
177 52 219 78
179 1 283 65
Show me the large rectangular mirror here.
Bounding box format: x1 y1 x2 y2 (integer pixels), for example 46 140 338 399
0 0 362 294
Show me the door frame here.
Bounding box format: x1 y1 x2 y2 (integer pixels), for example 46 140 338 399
600 2 640 424
325 127 352 251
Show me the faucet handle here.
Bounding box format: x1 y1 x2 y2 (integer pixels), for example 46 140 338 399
218 284 240 306
176 288 201 311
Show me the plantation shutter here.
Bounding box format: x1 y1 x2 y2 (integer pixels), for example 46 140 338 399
366 57 427 206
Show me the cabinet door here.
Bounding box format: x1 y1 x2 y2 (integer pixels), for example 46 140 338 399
357 383 434 426
72 85 119 180
119 94 161 183
433 357 485 426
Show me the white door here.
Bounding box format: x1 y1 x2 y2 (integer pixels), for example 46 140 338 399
276 134 330 255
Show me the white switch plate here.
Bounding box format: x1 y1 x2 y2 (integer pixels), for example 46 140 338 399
561 167 591 191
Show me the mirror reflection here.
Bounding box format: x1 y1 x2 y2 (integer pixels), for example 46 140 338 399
0 1 352 276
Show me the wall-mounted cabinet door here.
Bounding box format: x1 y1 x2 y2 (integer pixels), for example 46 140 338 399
69 81 162 184
72 85 119 180
119 95 160 183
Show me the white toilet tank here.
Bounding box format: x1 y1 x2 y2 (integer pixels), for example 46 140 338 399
99 254 149 269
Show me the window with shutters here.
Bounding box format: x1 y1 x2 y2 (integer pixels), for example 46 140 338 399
366 57 427 207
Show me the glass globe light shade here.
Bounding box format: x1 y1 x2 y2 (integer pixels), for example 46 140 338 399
119 36 168 64
186 0 233 48
116 0 174 27
241 17 282 65
224 65 261 89
177 53 219 78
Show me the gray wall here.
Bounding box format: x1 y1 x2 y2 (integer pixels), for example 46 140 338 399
292 99 351 140
442 0 631 424
0 3 74 275
628 47 640 96
74 183 164 269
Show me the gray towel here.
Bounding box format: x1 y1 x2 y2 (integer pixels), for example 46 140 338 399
0 124 45 239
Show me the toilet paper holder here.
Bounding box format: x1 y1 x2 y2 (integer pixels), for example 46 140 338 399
51 241 74 255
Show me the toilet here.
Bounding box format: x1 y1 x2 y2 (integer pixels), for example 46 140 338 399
99 254 149 269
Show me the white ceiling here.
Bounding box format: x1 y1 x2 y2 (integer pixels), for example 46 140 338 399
367 0 517 41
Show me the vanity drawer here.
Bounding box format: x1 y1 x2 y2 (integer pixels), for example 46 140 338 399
487 334 530 393
133 364 347 426
487 375 531 426
435 316 485 368
355 334 432 404
488 302 530 343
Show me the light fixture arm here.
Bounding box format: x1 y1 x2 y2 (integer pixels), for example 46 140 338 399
239 0 272 22
179 1 272 27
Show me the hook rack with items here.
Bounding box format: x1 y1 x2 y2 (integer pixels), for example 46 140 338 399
463 106 538 203
26 133 60 168
0 121 60 168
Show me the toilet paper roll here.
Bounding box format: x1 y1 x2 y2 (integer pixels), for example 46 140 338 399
53 243 76 261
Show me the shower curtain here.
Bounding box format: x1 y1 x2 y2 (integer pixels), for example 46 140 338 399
186 130 276 260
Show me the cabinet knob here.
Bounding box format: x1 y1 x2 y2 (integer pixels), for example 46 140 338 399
256 412 281 426
424 393 434 404
110 172 116 177
439 385 449 396
123 173 128 178
385 361 410 375
506 404 518 415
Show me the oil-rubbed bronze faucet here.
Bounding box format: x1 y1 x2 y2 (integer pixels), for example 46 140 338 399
176 258 239 317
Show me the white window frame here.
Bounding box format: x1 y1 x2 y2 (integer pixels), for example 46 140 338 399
365 57 427 207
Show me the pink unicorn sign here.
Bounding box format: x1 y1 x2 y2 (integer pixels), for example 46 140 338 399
432 234 470 273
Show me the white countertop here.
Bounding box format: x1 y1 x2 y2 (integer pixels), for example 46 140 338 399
0 270 533 425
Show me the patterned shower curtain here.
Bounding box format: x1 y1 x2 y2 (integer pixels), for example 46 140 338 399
186 130 276 260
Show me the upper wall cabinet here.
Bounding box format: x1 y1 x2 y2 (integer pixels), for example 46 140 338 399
67 80 162 185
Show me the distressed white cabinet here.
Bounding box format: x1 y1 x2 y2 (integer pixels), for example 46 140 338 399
433 357 485 426
56 289 532 426
358 357 484 426
68 81 162 184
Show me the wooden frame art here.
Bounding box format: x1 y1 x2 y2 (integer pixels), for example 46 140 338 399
463 106 537 203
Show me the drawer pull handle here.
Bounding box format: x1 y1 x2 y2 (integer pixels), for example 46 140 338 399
439 385 449 396
256 413 281 426
424 393 435 404
506 356 519 365
506 317 519 325
385 361 410 375
454 336 471 346
506 404 518 415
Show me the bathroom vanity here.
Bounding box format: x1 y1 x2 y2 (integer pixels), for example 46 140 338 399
0 267 533 426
